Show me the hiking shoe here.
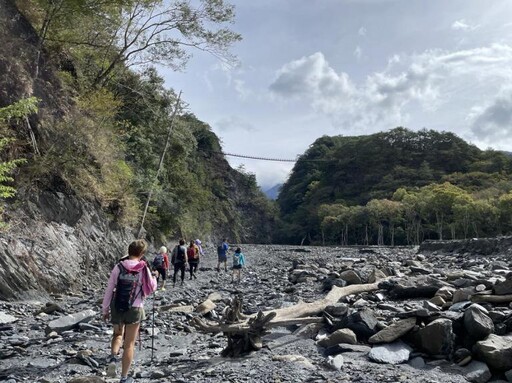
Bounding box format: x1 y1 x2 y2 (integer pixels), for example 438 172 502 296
160 287 166 291
106 355 118 378
120 377 134 383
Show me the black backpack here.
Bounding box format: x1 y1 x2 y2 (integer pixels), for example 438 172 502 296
113 263 141 312
152 254 164 269
176 246 186 263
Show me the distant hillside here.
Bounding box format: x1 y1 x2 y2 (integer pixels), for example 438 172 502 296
264 184 282 200
275 128 512 245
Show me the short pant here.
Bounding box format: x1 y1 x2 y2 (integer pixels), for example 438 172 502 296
218 254 227 262
110 303 145 325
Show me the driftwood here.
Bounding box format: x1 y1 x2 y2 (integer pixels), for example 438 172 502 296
471 294 512 304
191 281 383 356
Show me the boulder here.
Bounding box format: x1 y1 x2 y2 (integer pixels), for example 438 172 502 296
368 269 387 283
493 279 512 295
341 308 379 341
339 270 362 285
368 317 416 344
45 310 97 335
464 304 494 340
368 341 412 364
453 288 475 304
462 360 492 383
317 328 357 347
414 318 453 355
474 334 512 371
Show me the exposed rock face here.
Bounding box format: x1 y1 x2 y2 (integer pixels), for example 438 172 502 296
0 191 131 300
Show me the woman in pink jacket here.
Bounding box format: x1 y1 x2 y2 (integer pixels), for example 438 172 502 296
102 239 157 383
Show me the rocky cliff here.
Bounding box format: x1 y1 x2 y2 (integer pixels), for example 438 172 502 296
0 190 131 300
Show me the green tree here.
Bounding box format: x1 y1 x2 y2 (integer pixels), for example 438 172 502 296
0 98 39 225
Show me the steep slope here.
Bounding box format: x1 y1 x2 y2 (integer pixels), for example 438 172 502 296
0 2 275 299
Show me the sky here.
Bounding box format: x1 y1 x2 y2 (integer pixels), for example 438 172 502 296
161 0 512 190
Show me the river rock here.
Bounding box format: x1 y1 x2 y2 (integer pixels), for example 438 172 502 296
339 270 362 285
464 304 494 340
493 278 512 295
368 269 387 283
462 360 492 383
0 311 16 325
474 334 512 371
368 317 416 344
342 308 379 341
45 309 97 334
368 341 412 364
324 303 349 317
318 328 357 347
326 354 344 370
414 318 453 355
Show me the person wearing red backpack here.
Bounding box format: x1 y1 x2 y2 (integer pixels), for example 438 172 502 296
102 239 157 383
187 240 200 279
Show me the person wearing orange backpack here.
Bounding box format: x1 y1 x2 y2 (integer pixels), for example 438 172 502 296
187 240 200 279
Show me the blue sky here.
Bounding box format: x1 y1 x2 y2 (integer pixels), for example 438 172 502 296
161 0 512 189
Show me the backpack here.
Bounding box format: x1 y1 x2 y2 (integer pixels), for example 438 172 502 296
217 245 224 256
113 263 141 312
175 246 186 263
152 254 164 269
233 253 241 267
187 246 196 260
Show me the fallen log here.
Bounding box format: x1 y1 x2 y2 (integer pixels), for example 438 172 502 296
191 280 385 356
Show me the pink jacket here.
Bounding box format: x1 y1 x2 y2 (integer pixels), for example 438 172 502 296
102 258 157 315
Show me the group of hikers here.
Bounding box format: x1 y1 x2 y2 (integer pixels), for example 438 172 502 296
101 238 246 383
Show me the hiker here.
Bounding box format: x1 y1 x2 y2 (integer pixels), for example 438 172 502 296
152 246 169 291
231 247 246 283
102 239 157 383
171 239 188 286
216 238 229 272
187 240 200 279
194 239 204 257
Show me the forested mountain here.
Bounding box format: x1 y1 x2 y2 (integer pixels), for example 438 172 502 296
276 128 512 246
0 0 276 244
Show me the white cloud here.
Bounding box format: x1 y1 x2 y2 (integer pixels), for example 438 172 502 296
358 27 367 37
269 44 512 137
451 19 479 31
354 46 363 60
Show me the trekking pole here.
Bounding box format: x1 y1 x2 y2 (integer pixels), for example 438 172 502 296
151 290 156 363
